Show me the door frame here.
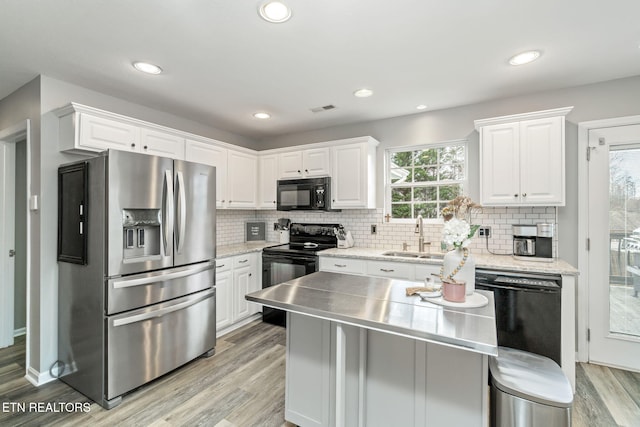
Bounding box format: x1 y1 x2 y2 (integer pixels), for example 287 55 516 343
577 114 640 363
0 120 31 366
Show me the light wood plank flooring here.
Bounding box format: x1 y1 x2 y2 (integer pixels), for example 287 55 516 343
2 321 640 426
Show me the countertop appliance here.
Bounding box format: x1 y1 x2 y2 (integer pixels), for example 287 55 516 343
57 150 216 409
476 269 562 364
513 223 554 261
262 223 340 326
277 177 337 211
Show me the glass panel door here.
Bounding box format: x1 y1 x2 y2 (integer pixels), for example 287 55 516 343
588 124 640 371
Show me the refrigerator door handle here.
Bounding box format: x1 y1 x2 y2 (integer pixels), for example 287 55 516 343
111 262 214 289
112 289 215 327
162 170 174 256
176 171 187 254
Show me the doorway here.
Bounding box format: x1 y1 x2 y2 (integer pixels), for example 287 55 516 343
0 121 29 361
580 117 640 371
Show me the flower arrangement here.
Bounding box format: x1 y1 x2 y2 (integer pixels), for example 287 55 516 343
441 196 482 249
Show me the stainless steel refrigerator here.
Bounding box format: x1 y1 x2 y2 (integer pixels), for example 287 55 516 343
57 149 216 409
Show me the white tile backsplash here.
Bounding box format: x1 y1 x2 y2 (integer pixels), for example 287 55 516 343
217 206 558 257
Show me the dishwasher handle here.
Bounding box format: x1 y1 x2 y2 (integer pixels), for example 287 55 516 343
476 282 560 293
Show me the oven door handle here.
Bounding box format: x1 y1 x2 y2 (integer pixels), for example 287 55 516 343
476 282 560 293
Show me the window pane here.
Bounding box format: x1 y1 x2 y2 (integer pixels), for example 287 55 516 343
392 204 412 218
414 186 437 201
390 151 413 167
415 149 438 166
440 145 465 163
439 185 462 201
415 203 438 219
414 166 437 182
390 168 410 183
439 164 464 180
392 187 411 202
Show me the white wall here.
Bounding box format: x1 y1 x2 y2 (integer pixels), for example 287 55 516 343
14 139 27 333
259 75 640 267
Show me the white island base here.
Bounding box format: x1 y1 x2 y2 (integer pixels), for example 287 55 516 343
285 312 489 427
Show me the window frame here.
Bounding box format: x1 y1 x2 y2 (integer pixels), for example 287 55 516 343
384 139 469 224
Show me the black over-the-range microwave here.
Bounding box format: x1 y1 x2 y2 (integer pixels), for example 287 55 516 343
277 177 338 211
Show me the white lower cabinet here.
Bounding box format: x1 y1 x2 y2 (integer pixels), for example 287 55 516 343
215 252 260 335
286 313 488 427
319 256 441 282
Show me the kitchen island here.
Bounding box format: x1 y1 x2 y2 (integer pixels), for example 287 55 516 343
246 271 497 427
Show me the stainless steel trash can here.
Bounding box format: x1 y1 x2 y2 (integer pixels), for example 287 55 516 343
489 347 573 427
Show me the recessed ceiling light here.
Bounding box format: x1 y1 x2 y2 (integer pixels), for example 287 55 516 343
508 50 541 66
253 112 271 119
416 104 428 110
259 1 292 23
133 61 163 75
353 88 373 98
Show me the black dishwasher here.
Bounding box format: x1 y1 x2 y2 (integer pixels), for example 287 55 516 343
476 269 562 365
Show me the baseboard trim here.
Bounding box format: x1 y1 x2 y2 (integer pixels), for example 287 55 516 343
217 313 262 338
13 327 26 337
25 366 56 387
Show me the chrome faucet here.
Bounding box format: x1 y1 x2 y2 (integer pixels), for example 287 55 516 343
415 215 425 252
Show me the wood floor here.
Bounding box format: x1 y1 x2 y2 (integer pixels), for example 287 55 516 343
2 321 640 426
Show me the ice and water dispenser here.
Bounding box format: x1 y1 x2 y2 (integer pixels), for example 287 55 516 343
122 209 161 260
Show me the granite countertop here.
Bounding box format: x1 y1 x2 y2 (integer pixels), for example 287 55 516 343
246 271 498 356
318 247 579 276
217 241 279 258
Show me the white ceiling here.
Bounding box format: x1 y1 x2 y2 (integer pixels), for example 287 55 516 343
1 0 639 140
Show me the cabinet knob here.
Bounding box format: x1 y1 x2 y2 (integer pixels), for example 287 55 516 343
249 273 252 277
221 200 225 202
305 169 309 173
131 143 136 148
522 193 527 197
143 145 148 150
297 170 301 173
273 200 276 204
514 194 518 198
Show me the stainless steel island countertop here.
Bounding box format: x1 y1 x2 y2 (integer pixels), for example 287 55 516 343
246 271 497 356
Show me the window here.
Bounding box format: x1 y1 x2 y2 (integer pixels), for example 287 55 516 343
386 140 467 220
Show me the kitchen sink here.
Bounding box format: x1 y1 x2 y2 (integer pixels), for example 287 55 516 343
381 251 444 260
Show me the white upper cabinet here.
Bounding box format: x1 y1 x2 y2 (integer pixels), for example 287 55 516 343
258 154 278 209
140 128 185 159
185 139 228 208
227 150 258 208
331 137 378 209
278 147 331 179
475 107 573 206
56 103 182 158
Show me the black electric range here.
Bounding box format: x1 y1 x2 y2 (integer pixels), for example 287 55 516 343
262 223 341 326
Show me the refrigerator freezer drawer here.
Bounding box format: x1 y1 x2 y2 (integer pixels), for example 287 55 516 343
107 261 214 314
106 288 216 400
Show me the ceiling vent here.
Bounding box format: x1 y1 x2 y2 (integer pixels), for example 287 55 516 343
310 104 336 113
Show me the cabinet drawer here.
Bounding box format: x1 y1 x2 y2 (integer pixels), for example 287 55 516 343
233 253 256 269
215 258 232 273
414 264 441 282
366 260 413 279
319 257 366 275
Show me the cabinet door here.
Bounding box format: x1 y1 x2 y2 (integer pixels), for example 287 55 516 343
519 117 564 205
258 154 278 208
78 113 140 152
319 256 366 275
479 123 521 206
331 143 368 208
233 265 252 320
286 313 331 427
278 151 304 179
140 128 185 159
185 140 228 208
303 148 331 177
227 150 257 208
215 271 233 332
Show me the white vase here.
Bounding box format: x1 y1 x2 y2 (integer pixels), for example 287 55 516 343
442 247 476 296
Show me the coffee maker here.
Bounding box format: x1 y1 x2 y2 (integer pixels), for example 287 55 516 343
512 223 554 262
